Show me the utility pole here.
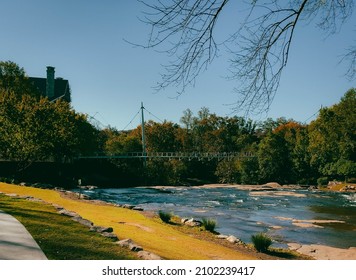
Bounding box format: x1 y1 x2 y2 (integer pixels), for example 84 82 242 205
141 102 147 168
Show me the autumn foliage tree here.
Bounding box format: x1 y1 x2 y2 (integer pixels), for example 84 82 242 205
0 62 99 175
0 61 40 98
100 89 355 186
2 61 354 186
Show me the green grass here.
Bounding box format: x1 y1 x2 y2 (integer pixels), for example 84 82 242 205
0 194 137 260
158 210 173 223
251 232 273 253
202 218 217 232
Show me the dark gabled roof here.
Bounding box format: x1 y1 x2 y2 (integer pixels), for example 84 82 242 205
29 77 71 102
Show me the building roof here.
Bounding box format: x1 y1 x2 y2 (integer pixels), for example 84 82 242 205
29 77 71 102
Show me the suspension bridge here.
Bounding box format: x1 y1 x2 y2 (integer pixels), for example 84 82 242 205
80 102 255 161
78 151 254 161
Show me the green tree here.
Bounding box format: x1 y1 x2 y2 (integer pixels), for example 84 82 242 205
0 90 98 173
146 158 187 185
0 61 39 98
273 121 313 183
145 120 182 152
257 132 292 184
103 128 142 155
215 159 240 184
179 108 194 152
308 89 356 180
237 142 260 184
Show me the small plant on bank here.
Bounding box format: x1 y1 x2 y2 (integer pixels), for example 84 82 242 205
202 218 217 232
251 232 273 253
158 210 173 223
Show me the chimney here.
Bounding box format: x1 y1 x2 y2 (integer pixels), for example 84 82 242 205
46 66 55 99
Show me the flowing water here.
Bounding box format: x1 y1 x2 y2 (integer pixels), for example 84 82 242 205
77 186 356 248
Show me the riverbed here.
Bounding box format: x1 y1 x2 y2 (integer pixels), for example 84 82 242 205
76 185 356 249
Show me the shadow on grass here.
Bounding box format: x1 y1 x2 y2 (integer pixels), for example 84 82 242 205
0 194 137 260
265 248 311 260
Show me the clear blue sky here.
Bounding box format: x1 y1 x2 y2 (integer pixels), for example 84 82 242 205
1 0 355 130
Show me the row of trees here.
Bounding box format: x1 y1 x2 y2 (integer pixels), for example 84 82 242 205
1 61 355 186
99 88 355 186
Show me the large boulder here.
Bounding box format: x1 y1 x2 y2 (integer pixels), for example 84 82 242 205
184 218 202 227
226 235 243 244
101 232 119 241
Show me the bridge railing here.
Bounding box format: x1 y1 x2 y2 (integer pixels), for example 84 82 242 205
77 151 255 160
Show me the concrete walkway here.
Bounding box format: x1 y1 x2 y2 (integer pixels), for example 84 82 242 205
0 210 47 260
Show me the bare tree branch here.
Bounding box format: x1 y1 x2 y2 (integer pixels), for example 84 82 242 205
342 46 356 80
138 0 354 114
228 0 310 114
138 0 230 93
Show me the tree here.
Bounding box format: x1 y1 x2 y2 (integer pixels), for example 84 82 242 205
145 120 182 152
257 131 292 183
215 159 240 184
272 121 316 183
0 61 40 98
138 0 354 114
0 90 98 173
239 155 260 185
103 128 142 155
308 88 356 180
180 108 194 130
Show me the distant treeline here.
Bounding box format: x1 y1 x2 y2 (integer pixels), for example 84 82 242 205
1 61 355 187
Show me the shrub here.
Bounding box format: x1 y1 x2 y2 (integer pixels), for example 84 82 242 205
317 177 329 186
202 218 217 232
158 210 172 223
251 232 272 252
0 177 13 184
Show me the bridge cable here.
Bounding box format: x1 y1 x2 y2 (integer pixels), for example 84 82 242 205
303 105 322 124
144 108 164 123
122 109 141 131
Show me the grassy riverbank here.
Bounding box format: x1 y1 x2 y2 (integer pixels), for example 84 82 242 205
0 193 137 260
0 183 309 260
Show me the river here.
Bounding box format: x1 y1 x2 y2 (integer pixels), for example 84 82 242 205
76 185 356 249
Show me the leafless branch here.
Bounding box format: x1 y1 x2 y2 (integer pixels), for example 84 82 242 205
137 0 354 114
137 0 229 93
342 46 356 80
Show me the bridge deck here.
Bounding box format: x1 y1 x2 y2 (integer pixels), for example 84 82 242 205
77 151 254 160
